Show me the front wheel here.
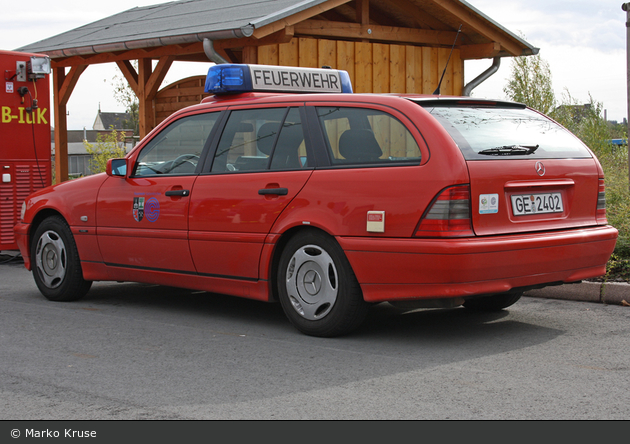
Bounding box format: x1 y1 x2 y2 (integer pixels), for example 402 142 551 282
277 231 368 337
31 216 92 301
463 292 522 311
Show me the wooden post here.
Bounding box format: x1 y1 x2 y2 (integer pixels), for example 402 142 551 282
52 67 68 184
356 0 369 43
242 46 258 64
138 59 153 139
52 64 86 183
356 0 369 24
118 57 172 139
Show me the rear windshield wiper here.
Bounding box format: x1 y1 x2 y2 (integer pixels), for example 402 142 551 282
478 145 539 156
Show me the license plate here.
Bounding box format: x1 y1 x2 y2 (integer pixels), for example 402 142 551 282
511 192 563 216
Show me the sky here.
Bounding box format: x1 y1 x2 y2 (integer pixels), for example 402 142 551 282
0 0 628 130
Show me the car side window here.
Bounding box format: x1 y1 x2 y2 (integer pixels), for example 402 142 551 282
316 106 421 166
133 112 219 176
211 107 308 172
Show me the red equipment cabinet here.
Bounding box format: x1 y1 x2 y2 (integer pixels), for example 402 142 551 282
1 50 51 251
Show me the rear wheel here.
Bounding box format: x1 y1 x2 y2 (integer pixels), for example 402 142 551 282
277 231 368 337
31 216 92 301
463 292 522 311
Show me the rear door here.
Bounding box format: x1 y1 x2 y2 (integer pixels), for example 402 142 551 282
294 102 434 238
188 106 313 280
424 104 601 236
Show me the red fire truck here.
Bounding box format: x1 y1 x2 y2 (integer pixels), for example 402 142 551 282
1 50 51 251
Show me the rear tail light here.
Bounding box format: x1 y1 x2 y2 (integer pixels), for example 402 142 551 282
414 185 474 237
596 178 608 225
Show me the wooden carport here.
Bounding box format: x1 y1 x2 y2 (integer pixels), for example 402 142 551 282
17 0 537 183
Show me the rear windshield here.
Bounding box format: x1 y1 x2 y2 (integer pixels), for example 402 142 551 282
420 105 593 160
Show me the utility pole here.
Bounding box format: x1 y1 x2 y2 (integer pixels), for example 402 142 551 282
623 3 630 189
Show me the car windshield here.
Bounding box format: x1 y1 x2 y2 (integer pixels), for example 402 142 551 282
417 104 593 160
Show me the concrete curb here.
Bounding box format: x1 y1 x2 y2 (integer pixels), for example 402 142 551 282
524 281 630 306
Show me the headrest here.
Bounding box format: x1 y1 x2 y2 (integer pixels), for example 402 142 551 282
338 129 383 161
257 122 280 155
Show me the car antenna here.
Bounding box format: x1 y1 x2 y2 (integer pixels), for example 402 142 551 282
433 24 463 95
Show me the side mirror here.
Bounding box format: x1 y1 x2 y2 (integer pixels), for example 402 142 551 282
107 158 127 177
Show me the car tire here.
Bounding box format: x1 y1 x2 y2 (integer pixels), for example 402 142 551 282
277 231 368 337
463 292 522 311
31 215 92 302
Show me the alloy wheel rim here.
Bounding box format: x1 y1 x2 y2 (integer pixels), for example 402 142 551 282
285 244 338 320
35 230 67 289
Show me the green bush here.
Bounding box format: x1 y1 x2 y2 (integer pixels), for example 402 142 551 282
503 53 629 275
551 93 630 264
83 128 128 174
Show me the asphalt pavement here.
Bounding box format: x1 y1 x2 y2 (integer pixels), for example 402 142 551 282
2 249 630 421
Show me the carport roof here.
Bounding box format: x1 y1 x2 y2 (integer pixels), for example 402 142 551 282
18 0 310 57
17 0 537 60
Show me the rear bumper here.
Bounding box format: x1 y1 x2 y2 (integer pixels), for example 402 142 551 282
338 225 619 302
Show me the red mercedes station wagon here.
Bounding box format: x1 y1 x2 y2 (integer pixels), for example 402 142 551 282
15 64 618 337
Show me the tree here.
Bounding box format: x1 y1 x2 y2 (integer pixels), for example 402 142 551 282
112 64 140 136
550 89 611 153
503 52 556 115
83 128 128 174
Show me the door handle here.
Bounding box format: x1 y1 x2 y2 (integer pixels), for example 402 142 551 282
165 189 190 197
258 188 288 196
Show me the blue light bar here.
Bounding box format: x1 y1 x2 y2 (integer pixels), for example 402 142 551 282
205 64 353 95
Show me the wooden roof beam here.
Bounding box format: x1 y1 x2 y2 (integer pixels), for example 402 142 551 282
116 60 139 93
358 3 399 28
56 65 87 106
51 43 204 68
459 42 501 60
426 0 527 56
294 20 459 46
146 55 175 101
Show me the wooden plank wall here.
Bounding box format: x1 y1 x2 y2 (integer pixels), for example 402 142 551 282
259 37 463 95
153 37 464 126
154 76 209 126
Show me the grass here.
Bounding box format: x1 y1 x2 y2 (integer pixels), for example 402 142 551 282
549 97 630 283
596 145 630 283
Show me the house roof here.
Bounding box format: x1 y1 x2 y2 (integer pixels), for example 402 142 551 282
17 0 537 60
94 112 133 130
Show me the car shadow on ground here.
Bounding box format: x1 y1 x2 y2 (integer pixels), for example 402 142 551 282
76 281 562 352
3 276 566 407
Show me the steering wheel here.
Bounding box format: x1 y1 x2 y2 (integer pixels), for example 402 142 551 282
169 154 200 174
